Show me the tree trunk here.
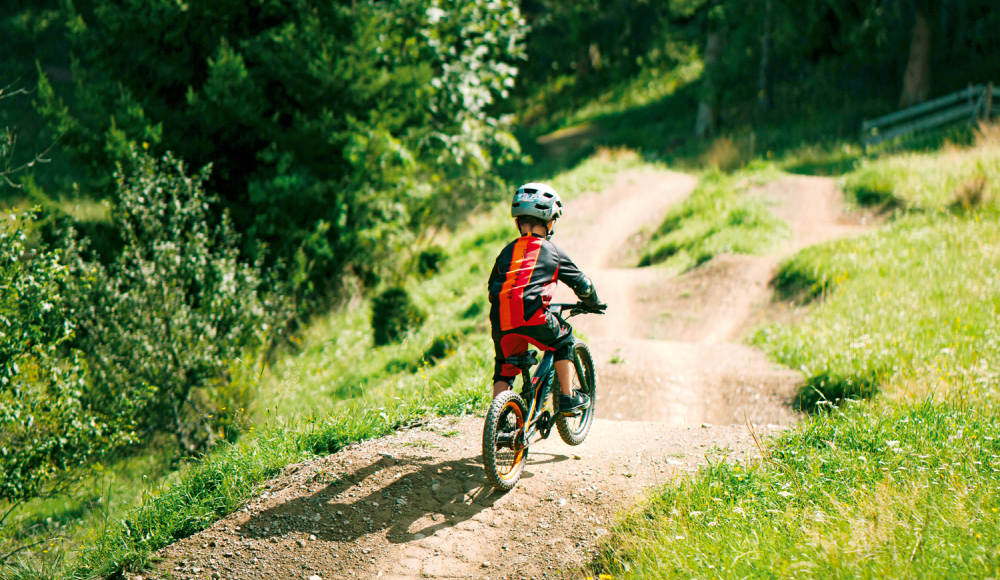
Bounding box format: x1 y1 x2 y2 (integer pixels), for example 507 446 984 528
757 0 773 112
694 29 723 138
899 9 932 108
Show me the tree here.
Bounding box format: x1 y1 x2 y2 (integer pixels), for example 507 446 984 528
756 0 773 113
899 0 938 107
694 1 725 138
37 0 527 307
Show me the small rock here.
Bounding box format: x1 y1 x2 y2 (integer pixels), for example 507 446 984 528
268 537 278 544
211 573 220 580
572 455 581 460
413 533 425 540
192 568 202 574
223 551 234 558
208 540 217 548
372 502 379 508
396 498 407 505
431 483 441 492
308 576 324 580
313 513 322 522
309 534 317 541
481 561 491 568
700 423 712 428
296 539 307 548
557 498 567 506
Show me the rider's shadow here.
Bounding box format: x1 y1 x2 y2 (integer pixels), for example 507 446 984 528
241 451 573 545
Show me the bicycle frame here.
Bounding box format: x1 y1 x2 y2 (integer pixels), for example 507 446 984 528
517 350 558 444
514 302 589 446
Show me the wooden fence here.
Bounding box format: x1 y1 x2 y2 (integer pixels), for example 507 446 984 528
862 83 999 147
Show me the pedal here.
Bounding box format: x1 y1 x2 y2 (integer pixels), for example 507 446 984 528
559 398 592 417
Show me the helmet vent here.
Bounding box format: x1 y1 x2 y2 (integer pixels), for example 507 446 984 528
522 188 537 194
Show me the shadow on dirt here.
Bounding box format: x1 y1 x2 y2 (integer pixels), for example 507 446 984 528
239 451 571 545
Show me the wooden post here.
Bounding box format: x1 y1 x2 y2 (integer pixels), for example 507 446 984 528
986 82 994 121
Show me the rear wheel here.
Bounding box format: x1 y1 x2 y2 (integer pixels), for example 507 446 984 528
555 341 596 446
483 389 528 491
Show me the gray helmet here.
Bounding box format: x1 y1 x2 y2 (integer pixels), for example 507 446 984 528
511 183 563 221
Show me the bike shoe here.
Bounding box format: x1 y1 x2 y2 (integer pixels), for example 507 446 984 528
559 391 591 416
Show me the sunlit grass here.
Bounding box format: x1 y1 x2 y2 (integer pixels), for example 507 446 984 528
754 211 1000 407
842 128 1000 210
592 394 1000 579
639 165 789 271
592 132 1000 580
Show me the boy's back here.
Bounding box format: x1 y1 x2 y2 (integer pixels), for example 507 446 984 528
488 234 592 331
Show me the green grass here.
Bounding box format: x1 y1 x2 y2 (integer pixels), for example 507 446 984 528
590 130 1000 580
592 396 1000 579
70 383 489 577
638 165 790 271
756 211 1000 408
842 133 1000 210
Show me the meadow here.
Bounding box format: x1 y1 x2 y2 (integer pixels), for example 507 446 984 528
591 129 1000 578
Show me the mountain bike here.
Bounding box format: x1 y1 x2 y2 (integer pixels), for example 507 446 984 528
482 302 605 491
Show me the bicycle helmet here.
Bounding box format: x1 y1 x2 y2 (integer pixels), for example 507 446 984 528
511 183 563 222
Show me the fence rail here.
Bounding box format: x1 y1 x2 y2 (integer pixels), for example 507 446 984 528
862 83 998 147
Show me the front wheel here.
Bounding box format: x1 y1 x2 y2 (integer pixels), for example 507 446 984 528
555 341 596 446
483 389 528 491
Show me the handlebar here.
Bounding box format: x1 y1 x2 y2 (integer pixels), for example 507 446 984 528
549 302 608 318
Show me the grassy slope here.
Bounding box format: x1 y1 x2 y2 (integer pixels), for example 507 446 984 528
11 150 659 578
591 135 1000 578
638 164 789 270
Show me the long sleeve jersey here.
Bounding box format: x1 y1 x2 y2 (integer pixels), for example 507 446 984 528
487 234 594 331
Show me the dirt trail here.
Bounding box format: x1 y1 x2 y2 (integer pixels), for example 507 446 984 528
561 173 870 427
150 172 868 580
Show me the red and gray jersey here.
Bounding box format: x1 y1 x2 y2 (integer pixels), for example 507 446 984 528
488 234 594 331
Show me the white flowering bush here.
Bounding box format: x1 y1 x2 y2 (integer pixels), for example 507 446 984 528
65 150 276 454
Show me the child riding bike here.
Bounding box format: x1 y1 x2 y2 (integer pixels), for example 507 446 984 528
488 183 604 415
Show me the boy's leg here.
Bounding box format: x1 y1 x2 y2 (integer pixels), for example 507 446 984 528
493 381 511 398
554 360 573 396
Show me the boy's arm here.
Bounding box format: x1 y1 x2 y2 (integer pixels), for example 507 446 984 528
553 245 601 307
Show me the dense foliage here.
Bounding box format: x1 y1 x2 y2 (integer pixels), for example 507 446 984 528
34 0 526 304
64 151 274 454
0 212 134 524
519 0 1000 137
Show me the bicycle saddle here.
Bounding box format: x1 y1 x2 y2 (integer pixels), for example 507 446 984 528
506 351 539 370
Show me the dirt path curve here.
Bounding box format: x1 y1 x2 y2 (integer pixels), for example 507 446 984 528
149 172 867 580
559 173 869 427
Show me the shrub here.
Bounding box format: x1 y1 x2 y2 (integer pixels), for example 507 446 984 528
64 151 275 454
371 288 424 346
948 174 989 211
699 136 748 173
416 247 446 276
0 211 135 551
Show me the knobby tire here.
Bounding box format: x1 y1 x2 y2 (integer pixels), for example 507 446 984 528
555 341 596 446
483 389 528 491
